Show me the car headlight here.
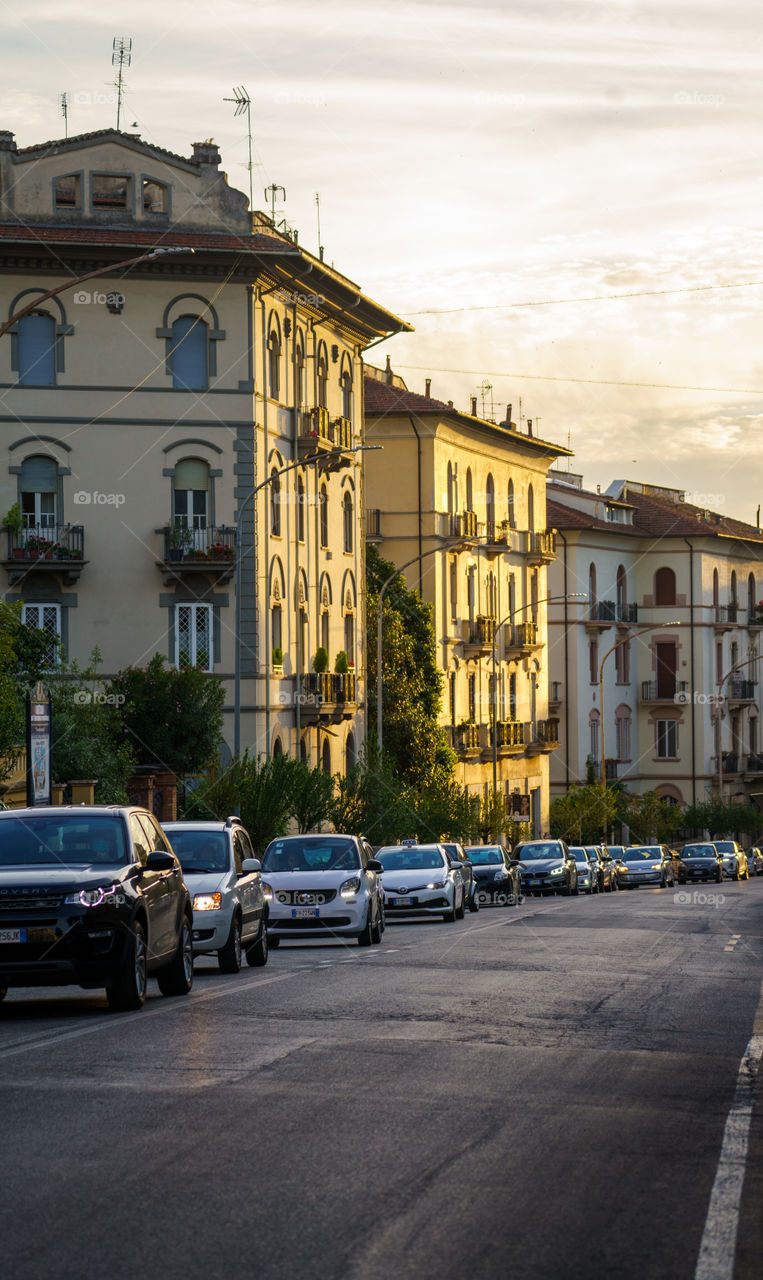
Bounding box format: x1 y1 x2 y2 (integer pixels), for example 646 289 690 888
580 875 590 884
426 878 447 889
550 865 565 876
261 881 273 901
651 864 662 871
340 876 361 899
193 892 222 911
65 885 120 908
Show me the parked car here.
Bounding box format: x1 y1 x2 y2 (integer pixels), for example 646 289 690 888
260 834 384 946
616 845 676 889
603 845 627 881
714 840 750 881
745 846 763 877
680 843 724 883
376 843 465 922
464 845 521 906
0 806 193 1011
441 841 479 912
164 818 268 972
588 845 618 892
665 846 688 885
513 839 578 897
570 847 599 894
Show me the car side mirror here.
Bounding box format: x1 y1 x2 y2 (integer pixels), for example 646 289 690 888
449 859 462 870
366 859 383 872
241 858 261 874
509 858 520 866
146 850 175 872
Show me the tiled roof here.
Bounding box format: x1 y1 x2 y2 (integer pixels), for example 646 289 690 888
546 499 636 536
14 129 193 168
548 490 763 544
0 224 293 255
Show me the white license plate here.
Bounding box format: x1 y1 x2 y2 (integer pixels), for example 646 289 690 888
391 896 415 906
292 908 318 918
0 928 26 943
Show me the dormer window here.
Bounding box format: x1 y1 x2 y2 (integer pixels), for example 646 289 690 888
54 174 81 209
142 178 169 214
91 173 132 210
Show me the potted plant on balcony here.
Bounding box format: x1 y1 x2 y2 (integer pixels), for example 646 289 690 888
313 646 329 673
272 646 284 676
2 503 25 557
333 649 349 674
25 533 54 559
167 524 192 561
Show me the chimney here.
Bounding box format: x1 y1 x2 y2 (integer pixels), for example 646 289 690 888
527 418 533 436
425 378 431 398
192 140 221 168
384 354 393 385
447 400 454 408
0 131 17 152
470 396 477 416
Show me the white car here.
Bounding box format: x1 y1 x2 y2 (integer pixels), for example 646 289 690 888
376 843 465 922
164 819 268 972
260 834 385 946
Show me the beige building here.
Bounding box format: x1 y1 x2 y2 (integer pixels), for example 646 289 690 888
0 127 408 773
364 363 571 835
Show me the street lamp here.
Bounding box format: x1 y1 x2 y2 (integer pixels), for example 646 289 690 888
233 444 380 759
0 246 195 341
490 593 586 791
598 621 681 788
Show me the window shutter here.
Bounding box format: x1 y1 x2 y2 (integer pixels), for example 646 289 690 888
170 318 208 390
18 315 56 386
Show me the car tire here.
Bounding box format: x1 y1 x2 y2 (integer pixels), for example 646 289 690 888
156 918 194 998
468 891 480 913
442 893 457 922
371 908 383 944
455 889 465 920
0 982 8 1002
245 919 269 967
357 908 375 946
218 916 242 974
107 920 147 1012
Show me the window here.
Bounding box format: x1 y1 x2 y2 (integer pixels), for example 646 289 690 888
615 710 631 762
344 612 354 663
21 604 61 668
270 469 281 536
295 339 305 408
588 563 597 608
91 173 131 209
54 174 81 209
319 484 328 547
656 719 677 759
508 478 516 528
449 672 456 725
716 640 723 684
486 473 495 540
341 371 352 419
468 673 476 722
317 352 328 409
589 710 600 764
615 639 630 683
655 566 676 606
142 178 168 213
300 738 308 765
655 642 677 699
272 738 283 758
343 491 353 553
321 610 329 652
271 605 282 655
447 462 454 514
17 313 56 386
466 468 473 512
20 455 57 532
297 475 305 542
467 566 475 623
175 603 213 670
169 316 208 390
730 570 738 609
528 484 535 533
268 329 281 400
713 568 719 613
173 459 209 549
531 571 538 623
321 739 331 774
509 672 517 718
589 637 598 685
345 732 356 772
748 573 756 620
449 558 458 623
616 565 626 616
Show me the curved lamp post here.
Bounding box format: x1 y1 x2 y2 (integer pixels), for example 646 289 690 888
598 621 681 788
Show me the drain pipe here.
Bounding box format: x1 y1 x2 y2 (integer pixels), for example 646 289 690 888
558 529 571 789
683 536 697 805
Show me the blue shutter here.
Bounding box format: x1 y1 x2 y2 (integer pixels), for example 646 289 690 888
170 317 208 390
18 315 56 386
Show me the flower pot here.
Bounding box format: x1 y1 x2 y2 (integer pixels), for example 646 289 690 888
168 548 183 562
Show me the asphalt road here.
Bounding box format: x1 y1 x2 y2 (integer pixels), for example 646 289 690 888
1 879 761 1280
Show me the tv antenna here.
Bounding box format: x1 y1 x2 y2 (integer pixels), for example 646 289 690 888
223 86 253 211
264 183 286 222
111 37 132 131
479 379 495 422
59 93 69 138
315 192 324 259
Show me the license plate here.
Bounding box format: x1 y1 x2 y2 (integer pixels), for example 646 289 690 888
391 897 415 906
0 928 26 943
292 908 318 918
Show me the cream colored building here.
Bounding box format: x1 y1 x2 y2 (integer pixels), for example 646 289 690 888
364 363 571 835
0 127 408 773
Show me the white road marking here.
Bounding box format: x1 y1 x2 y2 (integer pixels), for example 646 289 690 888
693 982 763 1280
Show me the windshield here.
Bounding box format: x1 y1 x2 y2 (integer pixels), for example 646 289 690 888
606 846 625 857
167 829 229 873
376 847 446 871
682 846 717 858
713 842 736 854
569 847 588 863
516 843 564 861
623 848 662 862
262 837 360 873
465 846 503 865
0 815 128 867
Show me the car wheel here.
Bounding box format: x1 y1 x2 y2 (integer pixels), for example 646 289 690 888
0 983 6 1003
268 935 280 948
455 888 465 919
370 907 383 944
107 920 147 1012
156 918 194 998
468 890 480 913
357 908 375 946
442 892 458 922
733 869 740 881
218 916 242 974
245 918 269 967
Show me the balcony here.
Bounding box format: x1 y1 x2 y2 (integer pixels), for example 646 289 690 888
549 681 562 710
745 754 763 775
721 752 740 775
747 606 763 629
441 510 480 549
483 519 511 558
366 509 382 542
526 530 556 565
463 614 496 657
453 721 481 757
526 717 560 754
296 672 357 724
297 408 353 459
504 620 539 659
159 525 236 584
714 604 738 630
727 679 756 704
3 525 86 584
640 680 688 704
616 603 638 625
491 719 525 754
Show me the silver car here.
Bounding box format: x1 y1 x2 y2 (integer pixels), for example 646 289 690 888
164 818 268 972
376 843 465 922
260 834 384 947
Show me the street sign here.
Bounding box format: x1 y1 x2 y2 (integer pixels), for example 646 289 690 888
26 681 51 807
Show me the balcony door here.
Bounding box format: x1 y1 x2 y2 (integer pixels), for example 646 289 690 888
656 643 677 698
173 459 209 551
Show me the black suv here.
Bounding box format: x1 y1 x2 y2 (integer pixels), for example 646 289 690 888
0 806 194 1011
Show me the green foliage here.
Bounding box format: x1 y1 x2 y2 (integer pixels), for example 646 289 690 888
683 798 761 838
625 790 684 844
184 751 295 854
282 758 335 832
313 646 329 673
49 653 134 802
333 649 349 674
272 646 283 666
366 545 455 785
550 783 619 844
2 503 23 534
0 603 53 778
108 653 224 775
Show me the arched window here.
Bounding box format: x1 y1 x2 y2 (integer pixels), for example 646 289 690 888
317 348 328 409
173 458 210 549
20 455 57 532
296 475 305 542
447 462 454 514
268 329 281 400
655 566 676 606
615 706 632 762
748 572 756 620
343 490 353 553
616 565 627 616
169 316 208 390
320 483 328 547
528 484 535 533
531 571 538 623
344 611 354 663
299 738 308 765
345 732 356 773
272 737 283 758
321 738 331 774
270 468 281 536
713 568 719 608
508 478 516 528
589 563 597 608
730 570 738 608
271 602 282 657
589 709 600 765
486 473 495 540
465 468 473 512
341 370 352 419
17 313 56 386
295 336 305 408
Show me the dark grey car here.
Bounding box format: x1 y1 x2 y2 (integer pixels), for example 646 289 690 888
464 845 521 906
514 839 578 897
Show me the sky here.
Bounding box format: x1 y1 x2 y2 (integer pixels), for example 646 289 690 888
2 0 762 520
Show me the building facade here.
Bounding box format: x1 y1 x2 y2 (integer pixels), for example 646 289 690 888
0 127 408 773
547 472 763 810
364 364 570 835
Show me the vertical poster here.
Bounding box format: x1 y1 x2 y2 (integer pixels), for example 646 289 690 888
511 791 530 821
26 681 51 807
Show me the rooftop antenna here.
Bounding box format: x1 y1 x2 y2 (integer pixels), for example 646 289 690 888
223 86 253 211
264 183 286 222
59 93 69 138
479 379 495 422
111 37 132 132
315 192 324 260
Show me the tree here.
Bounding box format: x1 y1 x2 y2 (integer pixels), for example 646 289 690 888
550 784 619 844
184 751 295 854
283 759 335 832
625 790 683 844
683 798 761 839
108 654 224 776
49 651 134 803
0 603 53 779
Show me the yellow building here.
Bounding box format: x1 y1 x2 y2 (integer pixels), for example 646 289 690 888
364 362 571 834
0 127 408 772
